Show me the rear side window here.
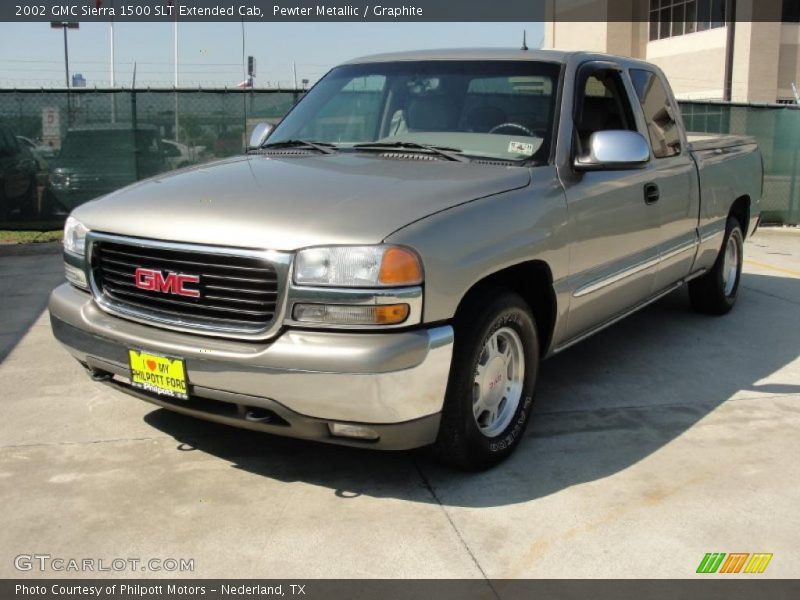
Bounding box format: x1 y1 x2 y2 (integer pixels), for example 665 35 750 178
629 69 682 158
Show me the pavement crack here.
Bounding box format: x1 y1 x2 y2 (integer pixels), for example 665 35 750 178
413 459 500 597
0 435 172 450
532 392 799 418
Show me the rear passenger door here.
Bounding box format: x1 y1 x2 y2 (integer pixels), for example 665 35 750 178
628 68 699 291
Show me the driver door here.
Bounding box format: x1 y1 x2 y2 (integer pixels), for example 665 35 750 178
560 62 661 342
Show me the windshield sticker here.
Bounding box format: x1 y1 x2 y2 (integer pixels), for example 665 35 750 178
508 140 535 156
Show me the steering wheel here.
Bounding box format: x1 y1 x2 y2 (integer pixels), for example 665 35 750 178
488 122 535 136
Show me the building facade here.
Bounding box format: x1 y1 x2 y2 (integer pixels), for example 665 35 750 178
543 0 800 103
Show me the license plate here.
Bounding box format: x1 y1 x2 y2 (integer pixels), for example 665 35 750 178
128 350 189 400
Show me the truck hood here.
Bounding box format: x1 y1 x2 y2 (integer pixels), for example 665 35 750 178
72 154 531 251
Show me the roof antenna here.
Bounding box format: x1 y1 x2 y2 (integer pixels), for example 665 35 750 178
521 29 529 51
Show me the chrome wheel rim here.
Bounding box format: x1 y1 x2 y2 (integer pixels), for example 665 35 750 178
722 234 740 297
472 327 525 438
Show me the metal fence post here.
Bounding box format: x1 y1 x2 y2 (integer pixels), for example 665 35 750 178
790 147 799 225
131 89 139 181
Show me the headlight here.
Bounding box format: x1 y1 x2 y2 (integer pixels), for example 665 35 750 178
49 172 70 188
294 245 423 287
63 216 89 257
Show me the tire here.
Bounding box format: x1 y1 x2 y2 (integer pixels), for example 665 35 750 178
433 288 540 470
689 216 744 315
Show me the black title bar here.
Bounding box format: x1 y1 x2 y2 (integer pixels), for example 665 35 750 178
4 579 800 600
2 0 792 23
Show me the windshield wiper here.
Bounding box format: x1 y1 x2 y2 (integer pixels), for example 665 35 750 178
352 141 469 163
260 139 337 154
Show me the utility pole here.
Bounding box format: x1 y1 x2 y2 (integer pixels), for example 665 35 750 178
51 21 79 87
110 1 116 122
62 26 69 86
173 9 179 142
51 21 78 127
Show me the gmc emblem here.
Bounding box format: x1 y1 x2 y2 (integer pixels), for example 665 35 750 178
134 268 200 298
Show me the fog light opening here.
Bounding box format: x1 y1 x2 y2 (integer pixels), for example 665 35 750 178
328 422 380 441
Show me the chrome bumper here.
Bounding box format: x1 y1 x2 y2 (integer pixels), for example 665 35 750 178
49 283 454 450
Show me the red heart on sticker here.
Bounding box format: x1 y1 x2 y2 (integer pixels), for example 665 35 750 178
146 360 157 371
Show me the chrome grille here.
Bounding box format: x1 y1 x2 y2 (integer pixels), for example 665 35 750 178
90 236 281 336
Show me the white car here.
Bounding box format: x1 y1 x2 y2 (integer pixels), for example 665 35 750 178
160 139 205 170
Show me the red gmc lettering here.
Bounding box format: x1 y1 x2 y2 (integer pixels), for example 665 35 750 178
134 268 200 298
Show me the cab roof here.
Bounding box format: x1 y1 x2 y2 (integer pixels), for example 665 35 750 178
344 48 658 72
345 48 575 65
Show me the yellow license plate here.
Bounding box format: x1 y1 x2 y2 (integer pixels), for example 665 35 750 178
128 350 189 400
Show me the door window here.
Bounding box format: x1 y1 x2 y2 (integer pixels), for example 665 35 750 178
629 69 682 158
574 68 637 155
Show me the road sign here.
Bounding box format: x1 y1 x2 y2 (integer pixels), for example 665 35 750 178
42 107 61 151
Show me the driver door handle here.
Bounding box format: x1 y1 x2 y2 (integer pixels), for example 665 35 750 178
644 182 660 204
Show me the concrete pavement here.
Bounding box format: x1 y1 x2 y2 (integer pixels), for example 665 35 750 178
0 229 798 579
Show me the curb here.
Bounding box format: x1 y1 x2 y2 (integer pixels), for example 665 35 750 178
0 241 62 257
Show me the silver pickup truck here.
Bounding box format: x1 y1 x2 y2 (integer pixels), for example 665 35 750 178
49 49 762 469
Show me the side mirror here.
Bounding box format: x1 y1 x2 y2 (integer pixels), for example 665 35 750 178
574 130 651 171
247 122 273 150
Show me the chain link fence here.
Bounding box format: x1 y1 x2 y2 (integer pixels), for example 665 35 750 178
680 101 800 225
1 90 798 230
0 88 301 229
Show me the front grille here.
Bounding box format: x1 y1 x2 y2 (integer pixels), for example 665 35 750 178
91 238 280 334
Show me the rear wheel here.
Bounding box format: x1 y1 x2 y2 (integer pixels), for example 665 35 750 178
689 216 744 315
433 289 539 470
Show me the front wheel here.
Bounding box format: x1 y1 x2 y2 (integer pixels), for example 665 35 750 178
433 289 539 470
689 216 744 315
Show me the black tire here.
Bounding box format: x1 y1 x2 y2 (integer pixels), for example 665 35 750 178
433 288 540 470
689 216 744 315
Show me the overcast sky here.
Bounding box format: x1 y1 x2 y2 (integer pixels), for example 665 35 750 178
0 21 545 89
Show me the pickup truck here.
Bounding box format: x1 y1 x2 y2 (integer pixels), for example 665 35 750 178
49 49 762 470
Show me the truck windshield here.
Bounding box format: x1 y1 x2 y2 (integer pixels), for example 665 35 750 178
268 60 561 163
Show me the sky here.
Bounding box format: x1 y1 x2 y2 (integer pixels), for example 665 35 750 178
0 21 545 89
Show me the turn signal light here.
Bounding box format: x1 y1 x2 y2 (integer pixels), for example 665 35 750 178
293 303 410 326
378 247 423 286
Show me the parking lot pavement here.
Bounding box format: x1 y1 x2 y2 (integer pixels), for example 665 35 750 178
0 229 798 579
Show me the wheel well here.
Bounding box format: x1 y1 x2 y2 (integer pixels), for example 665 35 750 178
456 261 557 355
730 196 750 238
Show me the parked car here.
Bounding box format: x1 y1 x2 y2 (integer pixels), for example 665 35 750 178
49 50 762 469
16 136 52 172
160 139 205 171
0 124 39 220
48 124 170 209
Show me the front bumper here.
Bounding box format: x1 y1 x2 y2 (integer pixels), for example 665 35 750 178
49 283 454 450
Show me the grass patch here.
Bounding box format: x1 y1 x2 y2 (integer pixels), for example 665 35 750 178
0 230 63 244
